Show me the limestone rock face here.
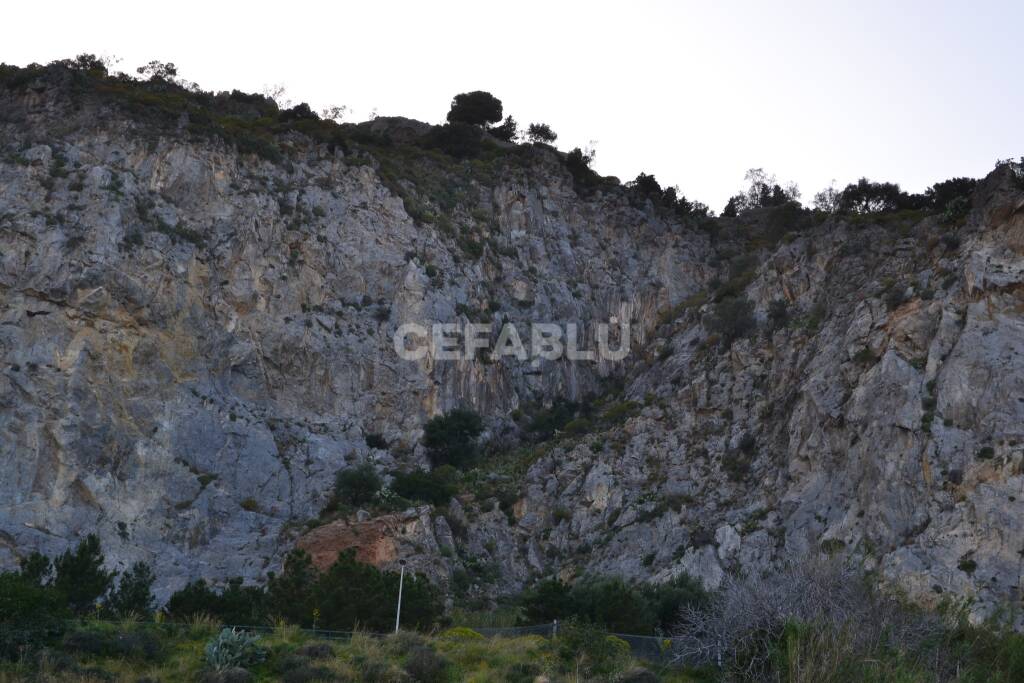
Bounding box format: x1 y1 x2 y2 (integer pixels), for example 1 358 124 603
0 83 705 599
4 77 1024 623
296 168 1024 624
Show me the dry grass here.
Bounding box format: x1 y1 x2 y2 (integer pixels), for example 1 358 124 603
0 624 670 682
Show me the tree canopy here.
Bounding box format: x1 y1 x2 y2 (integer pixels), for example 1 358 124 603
422 409 484 469
446 91 503 127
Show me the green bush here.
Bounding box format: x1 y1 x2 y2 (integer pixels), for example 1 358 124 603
926 176 976 213
601 401 640 424
0 572 68 660
334 463 383 507
439 626 484 641
424 122 484 158
63 626 163 662
767 299 789 329
555 620 631 680
520 578 575 624
279 102 318 122
423 409 483 469
942 195 971 223
403 644 448 682
564 577 658 634
562 417 593 436
526 399 583 440
565 147 600 195
166 579 220 620
706 297 756 346
520 574 706 635
280 662 334 683
722 450 753 482
640 574 709 633
166 577 267 624
390 466 458 506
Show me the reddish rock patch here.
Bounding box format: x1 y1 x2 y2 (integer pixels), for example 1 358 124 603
296 510 426 571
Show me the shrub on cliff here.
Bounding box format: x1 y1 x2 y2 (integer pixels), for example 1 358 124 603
722 168 800 216
627 172 665 204
926 176 976 212
334 463 383 507
279 102 319 122
526 122 557 144
526 398 583 441
423 409 483 469
390 466 459 506
565 147 600 195
927 176 977 222
836 177 927 214
706 297 756 347
424 122 484 158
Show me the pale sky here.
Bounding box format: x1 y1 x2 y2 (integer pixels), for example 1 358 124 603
6 1 1022 210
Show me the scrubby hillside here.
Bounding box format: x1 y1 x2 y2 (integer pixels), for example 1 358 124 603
3 56 1024 633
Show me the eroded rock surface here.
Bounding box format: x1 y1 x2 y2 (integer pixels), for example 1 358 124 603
4 75 1024 624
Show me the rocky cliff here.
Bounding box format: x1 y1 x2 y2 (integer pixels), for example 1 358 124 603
3 62 1024 623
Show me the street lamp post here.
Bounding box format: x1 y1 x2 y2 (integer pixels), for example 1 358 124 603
394 559 406 633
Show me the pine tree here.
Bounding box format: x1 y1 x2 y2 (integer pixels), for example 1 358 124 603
106 561 156 616
51 534 115 613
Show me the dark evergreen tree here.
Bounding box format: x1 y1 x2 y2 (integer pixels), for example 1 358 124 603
51 534 115 614
266 550 319 626
422 409 483 468
18 551 52 585
106 561 156 616
490 115 518 142
526 122 557 144
446 91 503 127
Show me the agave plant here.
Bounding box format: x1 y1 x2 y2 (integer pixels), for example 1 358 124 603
204 627 266 671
